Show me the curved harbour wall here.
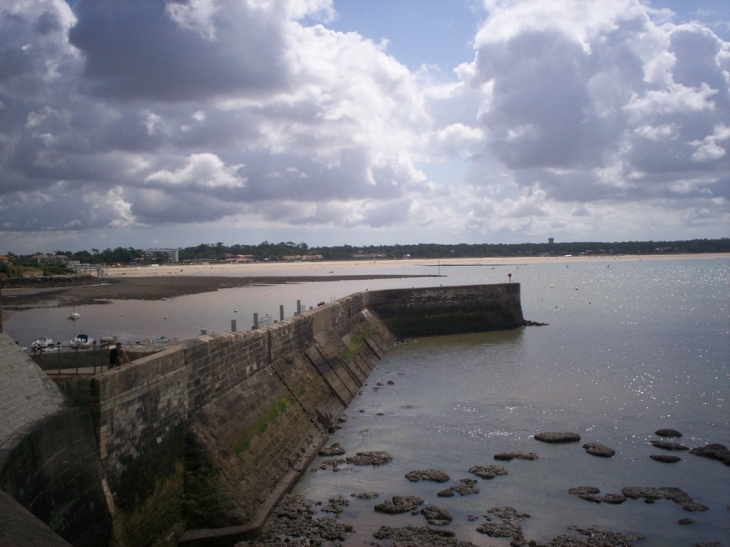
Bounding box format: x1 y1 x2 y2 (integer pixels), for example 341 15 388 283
0 284 522 547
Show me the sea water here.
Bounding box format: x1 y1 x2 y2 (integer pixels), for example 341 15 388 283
4 258 728 545
289 258 729 546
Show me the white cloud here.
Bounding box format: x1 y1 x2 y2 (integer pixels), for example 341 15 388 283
0 0 727 253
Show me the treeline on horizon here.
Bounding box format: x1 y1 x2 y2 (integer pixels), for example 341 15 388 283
7 238 730 265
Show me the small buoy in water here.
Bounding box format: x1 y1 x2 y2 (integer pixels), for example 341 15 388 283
164 316 168 319
575 287 578 291
120 313 124 316
550 284 553 288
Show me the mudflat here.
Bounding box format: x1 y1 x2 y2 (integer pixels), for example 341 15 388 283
2 274 437 311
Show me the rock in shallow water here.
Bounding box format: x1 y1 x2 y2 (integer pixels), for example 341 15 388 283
468 464 508 479
534 431 581 443
582 442 615 457
318 442 346 456
346 451 392 466
421 504 453 525
405 469 450 482
374 495 424 514
650 454 681 463
650 440 689 451
689 443 730 466
655 428 682 437
494 451 538 461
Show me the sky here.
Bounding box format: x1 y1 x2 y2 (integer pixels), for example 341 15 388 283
1 0 729 254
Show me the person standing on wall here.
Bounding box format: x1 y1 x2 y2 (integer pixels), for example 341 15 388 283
109 342 130 367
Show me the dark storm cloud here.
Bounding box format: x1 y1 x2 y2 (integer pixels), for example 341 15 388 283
69 0 289 101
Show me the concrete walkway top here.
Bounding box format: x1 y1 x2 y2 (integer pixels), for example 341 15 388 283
0 332 66 454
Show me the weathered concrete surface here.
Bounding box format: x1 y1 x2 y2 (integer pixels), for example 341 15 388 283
0 490 73 547
0 332 112 547
364 283 523 337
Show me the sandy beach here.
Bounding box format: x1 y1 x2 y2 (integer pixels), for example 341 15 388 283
103 253 729 278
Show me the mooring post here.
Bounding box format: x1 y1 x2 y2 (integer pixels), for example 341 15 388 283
253 313 259 329
200 328 207 335
296 300 301 314
280 305 284 321
231 318 237 332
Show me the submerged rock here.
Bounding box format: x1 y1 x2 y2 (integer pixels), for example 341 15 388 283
655 428 682 437
494 451 538 461
405 469 451 483
534 432 581 443
421 504 453 525
622 486 709 512
650 440 689 451
374 495 424 514
236 494 353 545
568 486 601 503
351 491 379 499
468 464 508 479
689 443 730 466
582 442 615 458
450 478 479 496
476 506 530 541
568 486 626 505
346 451 392 466
535 526 645 547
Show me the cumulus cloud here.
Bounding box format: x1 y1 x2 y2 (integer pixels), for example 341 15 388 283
0 0 727 252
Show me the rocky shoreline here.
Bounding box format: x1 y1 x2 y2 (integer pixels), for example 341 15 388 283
234 429 729 547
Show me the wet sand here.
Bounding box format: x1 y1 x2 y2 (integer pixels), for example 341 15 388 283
1 273 438 311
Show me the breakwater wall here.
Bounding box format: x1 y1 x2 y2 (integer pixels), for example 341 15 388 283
0 284 522 547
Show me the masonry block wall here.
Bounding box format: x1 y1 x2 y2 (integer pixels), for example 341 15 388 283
91 294 391 546
364 283 524 337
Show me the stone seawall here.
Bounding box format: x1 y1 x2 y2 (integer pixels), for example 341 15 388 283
364 283 523 336
0 284 523 547
85 293 392 547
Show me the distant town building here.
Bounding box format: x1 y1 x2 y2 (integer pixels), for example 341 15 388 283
144 248 179 262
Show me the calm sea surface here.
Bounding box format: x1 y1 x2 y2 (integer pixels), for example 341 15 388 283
4 257 729 545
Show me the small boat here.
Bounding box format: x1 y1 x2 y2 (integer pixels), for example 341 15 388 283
152 335 179 344
68 305 80 320
69 334 95 348
31 337 54 349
